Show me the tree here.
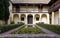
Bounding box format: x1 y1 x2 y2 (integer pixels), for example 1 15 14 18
3 0 10 24
0 0 10 24
0 0 5 20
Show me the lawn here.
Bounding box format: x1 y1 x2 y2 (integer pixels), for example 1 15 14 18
37 23 60 34
11 26 45 34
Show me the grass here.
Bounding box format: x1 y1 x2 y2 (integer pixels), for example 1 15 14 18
37 23 60 34
11 27 45 34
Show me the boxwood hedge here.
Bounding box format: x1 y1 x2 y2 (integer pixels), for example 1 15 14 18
11 27 45 34
36 23 60 34
0 22 24 34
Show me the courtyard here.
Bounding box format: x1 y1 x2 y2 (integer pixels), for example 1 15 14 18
0 23 60 38
0 0 60 38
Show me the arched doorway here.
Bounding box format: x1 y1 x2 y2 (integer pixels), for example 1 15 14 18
41 14 47 24
27 14 33 24
21 14 26 21
35 14 40 21
13 14 19 24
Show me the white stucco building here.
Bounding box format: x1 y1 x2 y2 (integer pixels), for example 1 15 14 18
8 0 60 25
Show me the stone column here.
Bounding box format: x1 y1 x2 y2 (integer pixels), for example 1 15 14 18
19 14 21 22
47 13 50 24
33 14 35 27
25 14 27 28
52 12 54 24
26 14 27 24
40 14 41 23
33 14 34 24
59 9 60 25
12 14 13 21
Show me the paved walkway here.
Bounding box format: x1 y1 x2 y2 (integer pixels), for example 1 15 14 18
0 34 60 38
1 25 25 34
36 25 59 35
0 25 60 38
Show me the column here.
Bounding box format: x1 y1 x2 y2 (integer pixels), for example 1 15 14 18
26 14 27 24
40 14 41 22
33 14 34 24
47 14 50 24
52 12 54 24
25 14 27 28
19 14 21 22
12 14 13 21
59 9 60 25
33 14 35 27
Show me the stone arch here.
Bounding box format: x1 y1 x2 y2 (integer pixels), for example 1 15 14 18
13 14 19 24
35 14 40 21
21 14 26 17
21 14 26 21
41 14 47 24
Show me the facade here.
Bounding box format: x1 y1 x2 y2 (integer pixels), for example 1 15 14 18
8 0 60 25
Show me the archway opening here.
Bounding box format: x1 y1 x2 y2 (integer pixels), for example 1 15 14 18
13 14 19 24
21 14 26 21
41 14 47 24
35 14 40 21
27 14 33 24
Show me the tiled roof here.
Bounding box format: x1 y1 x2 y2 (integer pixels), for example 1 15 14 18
11 0 51 4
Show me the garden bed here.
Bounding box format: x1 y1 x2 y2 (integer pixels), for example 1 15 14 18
37 23 60 34
11 26 45 34
0 22 24 34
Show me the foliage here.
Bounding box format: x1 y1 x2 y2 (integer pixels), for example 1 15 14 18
11 21 15 24
0 0 10 23
37 23 60 34
0 23 24 34
11 27 45 34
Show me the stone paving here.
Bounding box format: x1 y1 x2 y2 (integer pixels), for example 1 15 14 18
0 34 60 38
1 25 25 34
36 25 58 35
0 25 60 38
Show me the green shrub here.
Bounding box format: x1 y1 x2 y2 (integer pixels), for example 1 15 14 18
0 22 24 34
36 23 60 34
19 22 24 25
11 21 15 24
11 27 45 34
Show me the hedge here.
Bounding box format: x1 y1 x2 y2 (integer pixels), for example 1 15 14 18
36 23 60 34
0 22 24 34
11 27 45 34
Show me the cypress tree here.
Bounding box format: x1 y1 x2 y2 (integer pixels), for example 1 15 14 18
3 0 10 24
0 0 10 24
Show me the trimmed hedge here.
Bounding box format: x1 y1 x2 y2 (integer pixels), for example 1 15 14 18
0 22 24 34
37 23 60 34
11 27 45 34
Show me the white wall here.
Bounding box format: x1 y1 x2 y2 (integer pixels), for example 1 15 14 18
9 5 49 24
11 13 49 24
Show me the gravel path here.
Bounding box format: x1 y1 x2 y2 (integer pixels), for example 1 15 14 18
0 25 60 38
36 25 59 35
1 25 25 34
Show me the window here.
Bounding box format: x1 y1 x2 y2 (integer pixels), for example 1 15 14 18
21 17 24 21
36 17 39 21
